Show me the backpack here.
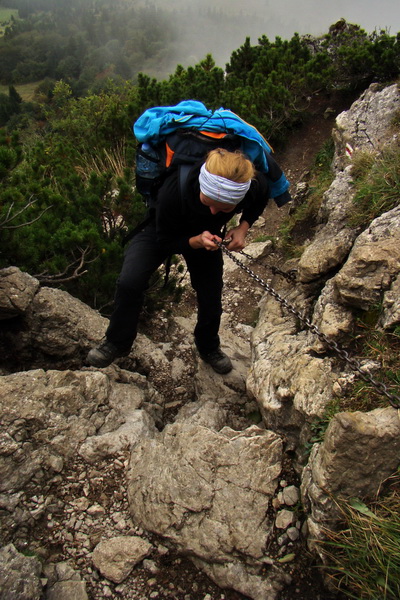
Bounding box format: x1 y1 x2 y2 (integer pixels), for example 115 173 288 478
133 100 290 206
135 128 242 206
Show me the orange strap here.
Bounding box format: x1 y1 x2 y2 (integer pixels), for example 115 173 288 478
165 142 174 168
199 130 227 139
165 131 228 167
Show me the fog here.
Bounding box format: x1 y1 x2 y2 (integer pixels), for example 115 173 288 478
149 0 400 68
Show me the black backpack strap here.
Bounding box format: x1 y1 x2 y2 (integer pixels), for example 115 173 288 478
178 163 192 201
160 164 192 288
122 209 155 246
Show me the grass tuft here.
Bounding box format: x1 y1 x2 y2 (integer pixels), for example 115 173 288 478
318 475 400 599
74 141 128 181
304 398 341 455
278 138 335 257
348 141 400 228
341 314 400 412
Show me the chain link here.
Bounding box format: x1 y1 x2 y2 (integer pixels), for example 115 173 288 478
218 242 400 409
236 249 297 282
271 265 297 282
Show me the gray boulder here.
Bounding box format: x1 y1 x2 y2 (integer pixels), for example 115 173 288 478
92 536 153 583
127 422 289 599
298 169 358 283
333 82 400 170
0 543 42 600
302 407 400 547
0 272 107 368
0 268 39 320
44 562 88 600
380 274 400 329
0 367 155 493
247 283 338 453
334 205 400 309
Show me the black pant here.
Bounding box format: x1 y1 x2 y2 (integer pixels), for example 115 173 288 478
106 222 223 354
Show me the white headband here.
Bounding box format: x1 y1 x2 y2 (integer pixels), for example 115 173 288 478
199 163 251 205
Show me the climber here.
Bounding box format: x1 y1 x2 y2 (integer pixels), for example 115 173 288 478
87 148 290 374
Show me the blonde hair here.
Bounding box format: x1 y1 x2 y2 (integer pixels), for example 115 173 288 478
205 149 255 183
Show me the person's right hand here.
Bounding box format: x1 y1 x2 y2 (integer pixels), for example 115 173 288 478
189 231 222 250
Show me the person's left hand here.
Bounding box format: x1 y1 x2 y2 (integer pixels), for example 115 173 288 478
224 221 250 251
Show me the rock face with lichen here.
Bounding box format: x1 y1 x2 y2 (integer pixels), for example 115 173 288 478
0 83 400 600
127 423 289 600
248 82 400 546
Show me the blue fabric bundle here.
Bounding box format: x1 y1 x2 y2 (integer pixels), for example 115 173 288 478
134 100 290 199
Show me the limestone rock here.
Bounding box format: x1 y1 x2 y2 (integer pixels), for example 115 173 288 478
298 83 400 283
380 274 400 329
334 205 400 309
223 240 273 274
46 581 88 600
174 399 228 431
281 485 300 507
127 422 285 597
0 267 39 320
275 509 296 530
92 536 153 583
334 83 400 171
0 368 155 493
309 407 400 497
174 314 251 423
79 409 156 462
288 181 309 214
133 333 173 374
287 527 300 542
0 369 106 492
298 169 357 282
247 285 337 451
0 543 42 600
301 407 400 546
310 278 354 350
192 558 290 600
26 286 106 357
44 562 88 600
0 270 107 367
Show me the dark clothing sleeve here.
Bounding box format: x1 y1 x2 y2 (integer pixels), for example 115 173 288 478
155 164 274 255
274 190 292 207
238 171 271 226
264 152 292 204
155 167 213 255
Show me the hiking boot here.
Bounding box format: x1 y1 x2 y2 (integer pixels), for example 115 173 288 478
86 339 131 368
199 347 233 374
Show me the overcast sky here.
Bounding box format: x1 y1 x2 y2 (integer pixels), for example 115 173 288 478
164 0 400 68
266 0 400 37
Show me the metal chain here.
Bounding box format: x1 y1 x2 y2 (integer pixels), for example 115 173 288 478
271 265 297 282
237 250 297 282
218 242 400 409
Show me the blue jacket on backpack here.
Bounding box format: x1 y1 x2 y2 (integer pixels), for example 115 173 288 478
133 100 290 200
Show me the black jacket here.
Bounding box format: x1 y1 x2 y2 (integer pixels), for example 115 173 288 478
156 162 272 255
